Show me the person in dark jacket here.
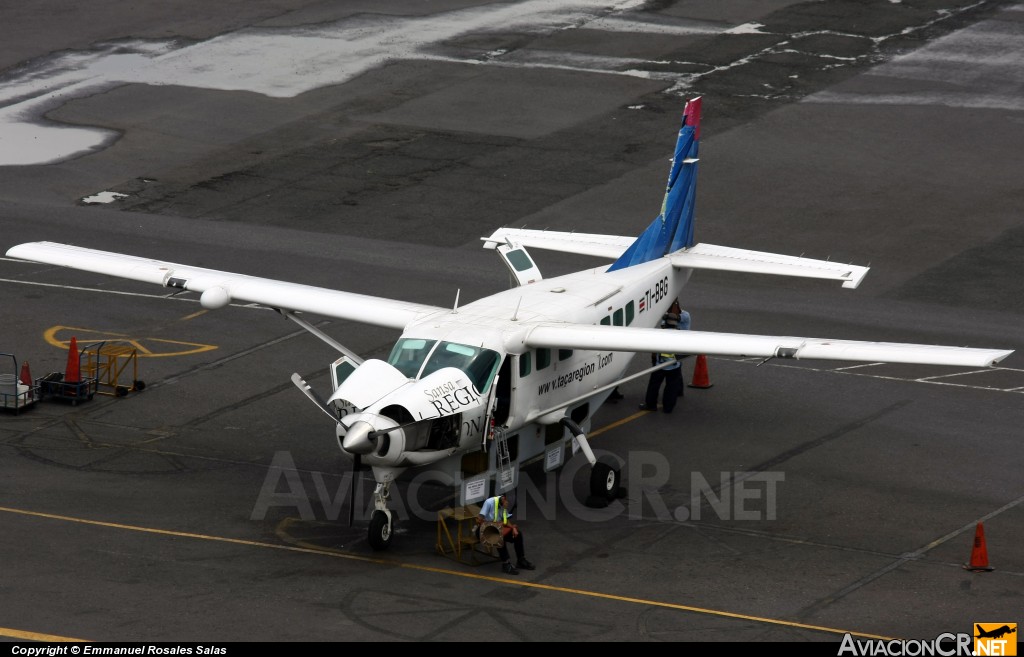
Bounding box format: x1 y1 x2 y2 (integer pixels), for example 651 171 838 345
641 300 690 413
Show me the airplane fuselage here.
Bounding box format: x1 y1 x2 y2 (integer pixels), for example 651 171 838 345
346 257 691 492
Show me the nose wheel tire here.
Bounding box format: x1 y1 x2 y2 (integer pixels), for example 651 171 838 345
368 510 393 551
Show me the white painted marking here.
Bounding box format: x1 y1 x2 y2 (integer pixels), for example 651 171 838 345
81 191 129 204
725 23 767 35
587 16 724 35
915 368 1000 381
833 363 884 371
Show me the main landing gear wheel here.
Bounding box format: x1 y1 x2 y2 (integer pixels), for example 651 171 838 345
586 462 622 508
368 510 393 551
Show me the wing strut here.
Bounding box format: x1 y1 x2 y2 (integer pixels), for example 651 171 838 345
527 358 680 424
279 310 364 362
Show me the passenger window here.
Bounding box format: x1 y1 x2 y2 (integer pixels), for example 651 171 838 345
613 309 623 326
558 349 573 361
600 316 611 326
625 301 635 325
537 348 551 370
519 353 532 377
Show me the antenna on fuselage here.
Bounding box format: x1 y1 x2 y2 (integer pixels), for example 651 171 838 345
511 297 522 322
452 288 460 314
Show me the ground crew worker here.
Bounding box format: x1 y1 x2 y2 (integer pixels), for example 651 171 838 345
477 493 535 575
640 300 690 413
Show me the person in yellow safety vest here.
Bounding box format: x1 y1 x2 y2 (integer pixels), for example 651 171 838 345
640 300 691 414
476 494 535 575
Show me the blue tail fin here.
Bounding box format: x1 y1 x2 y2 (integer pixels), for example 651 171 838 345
607 97 702 272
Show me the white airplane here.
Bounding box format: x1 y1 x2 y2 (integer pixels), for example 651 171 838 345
5 97 1012 551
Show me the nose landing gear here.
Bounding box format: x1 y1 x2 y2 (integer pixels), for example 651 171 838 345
368 481 395 551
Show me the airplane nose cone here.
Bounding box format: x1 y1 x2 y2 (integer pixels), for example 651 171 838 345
342 420 376 455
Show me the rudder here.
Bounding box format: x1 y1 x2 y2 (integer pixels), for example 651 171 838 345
607 96 702 272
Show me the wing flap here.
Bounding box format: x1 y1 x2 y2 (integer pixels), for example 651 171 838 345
6 242 443 329
669 243 869 289
518 324 1012 368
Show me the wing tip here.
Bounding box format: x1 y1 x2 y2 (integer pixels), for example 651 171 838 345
986 350 1015 367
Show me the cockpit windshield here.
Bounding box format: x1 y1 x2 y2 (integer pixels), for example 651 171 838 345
387 338 501 393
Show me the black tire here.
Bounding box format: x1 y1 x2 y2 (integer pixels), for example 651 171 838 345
368 510 393 551
134 380 146 391
589 462 620 501
115 386 129 397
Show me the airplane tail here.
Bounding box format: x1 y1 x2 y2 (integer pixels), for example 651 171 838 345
607 96 702 272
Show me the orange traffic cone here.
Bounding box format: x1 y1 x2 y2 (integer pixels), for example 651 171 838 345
963 522 994 572
19 360 32 386
20 360 34 401
65 336 80 384
688 354 713 388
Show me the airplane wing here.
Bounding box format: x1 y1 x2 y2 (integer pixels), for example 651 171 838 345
516 324 1012 368
5 241 444 329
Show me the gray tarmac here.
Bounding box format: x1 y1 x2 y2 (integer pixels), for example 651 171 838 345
1 0 1022 644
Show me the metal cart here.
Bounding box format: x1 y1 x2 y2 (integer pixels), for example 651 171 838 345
81 340 146 397
36 342 99 406
36 371 98 406
0 352 41 413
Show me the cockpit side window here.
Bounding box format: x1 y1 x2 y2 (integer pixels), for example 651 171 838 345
387 338 437 378
465 350 500 393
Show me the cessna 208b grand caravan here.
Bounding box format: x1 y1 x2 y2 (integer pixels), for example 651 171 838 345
6 98 1012 550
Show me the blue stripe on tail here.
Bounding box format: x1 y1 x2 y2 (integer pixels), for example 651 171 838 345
607 97 702 272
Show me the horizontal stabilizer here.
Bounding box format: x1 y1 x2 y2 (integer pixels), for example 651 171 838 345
669 243 869 289
482 228 632 259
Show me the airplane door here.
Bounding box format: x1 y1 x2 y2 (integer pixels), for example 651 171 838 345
330 354 363 416
497 242 543 286
480 357 512 447
493 357 512 425
330 354 364 389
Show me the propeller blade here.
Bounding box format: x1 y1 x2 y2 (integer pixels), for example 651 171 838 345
348 453 360 527
290 373 342 425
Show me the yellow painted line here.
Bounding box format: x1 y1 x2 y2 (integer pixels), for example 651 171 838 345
0 626 88 642
589 409 650 437
42 325 218 358
0 505 894 641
